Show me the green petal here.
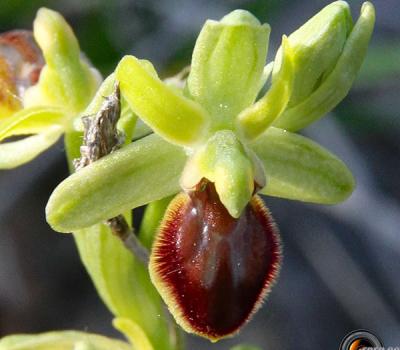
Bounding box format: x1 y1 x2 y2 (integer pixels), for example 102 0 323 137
0 331 131 350
237 36 293 140
24 8 100 112
46 133 186 232
181 130 256 218
116 55 209 146
113 318 154 350
0 106 66 141
274 2 375 131
187 10 270 125
250 127 355 204
74 224 177 350
0 126 63 169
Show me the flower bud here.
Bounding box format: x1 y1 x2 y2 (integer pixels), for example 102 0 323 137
273 1 375 131
282 1 352 107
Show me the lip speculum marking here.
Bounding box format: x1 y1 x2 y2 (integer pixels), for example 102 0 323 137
150 181 281 341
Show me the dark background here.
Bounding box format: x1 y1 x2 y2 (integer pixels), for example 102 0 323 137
0 0 399 349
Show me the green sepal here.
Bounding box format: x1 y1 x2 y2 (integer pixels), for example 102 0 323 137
0 331 131 350
274 1 375 131
181 130 259 218
0 126 63 169
116 55 209 146
237 36 294 140
250 127 355 204
187 10 270 126
46 133 186 232
0 106 66 141
24 8 100 113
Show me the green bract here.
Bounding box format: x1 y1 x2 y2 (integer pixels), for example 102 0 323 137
47 1 374 227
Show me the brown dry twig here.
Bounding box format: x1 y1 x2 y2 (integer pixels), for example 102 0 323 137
74 83 149 265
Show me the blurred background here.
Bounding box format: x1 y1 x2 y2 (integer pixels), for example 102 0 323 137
0 0 399 349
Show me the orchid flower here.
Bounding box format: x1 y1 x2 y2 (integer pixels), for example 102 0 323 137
46 1 375 342
0 8 100 169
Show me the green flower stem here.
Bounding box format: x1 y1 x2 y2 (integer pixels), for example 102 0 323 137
138 195 174 250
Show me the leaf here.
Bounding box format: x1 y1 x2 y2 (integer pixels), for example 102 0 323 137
116 55 209 146
74 224 176 350
0 126 63 169
187 10 270 124
113 318 154 350
274 2 375 131
0 331 131 350
250 127 355 204
46 133 187 232
0 106 66 141
237 36 293 140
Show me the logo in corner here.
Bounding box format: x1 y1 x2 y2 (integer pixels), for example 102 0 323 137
341 330 383 350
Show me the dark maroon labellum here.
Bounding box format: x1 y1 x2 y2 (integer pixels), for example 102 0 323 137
149 182 281 341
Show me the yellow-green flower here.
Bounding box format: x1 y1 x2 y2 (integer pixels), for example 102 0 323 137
47 2 375 231
0 8 100 169
45 2 374 342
